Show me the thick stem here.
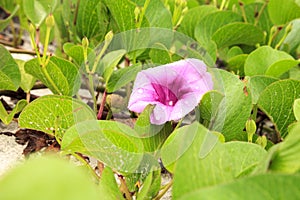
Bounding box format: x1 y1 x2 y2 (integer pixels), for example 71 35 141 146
97 89 107 119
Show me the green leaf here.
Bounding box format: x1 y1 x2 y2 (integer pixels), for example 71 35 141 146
294 99 300 121
0 156 100 200
281 19 300 54
161 122 266 199
134 105 173 152
61 120 144 173
25 56 81 96
202 69 252 140
247 75 279 104
23 0 58 26
149 43 173 65
244 46 299 77
195 11 242 44
178 174 300 200
226 54 248 76
212 22 265 48
15 59 36 93
19 95 96 137
198 90 224 123
143 0 172 29
244 3 273 34
0 5 19 31
106 64 142 93
137 170 161 200
0 44 20 91
257 79 300 138
178 5 218 38
268 122 300 173
98 167 123 200
0 99 27 125
63 43 94 67
103 0 136 32
96 49 126 83
76 0 109 42
268 0 300 25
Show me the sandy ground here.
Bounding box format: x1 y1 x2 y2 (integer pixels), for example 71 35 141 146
0 121 24 177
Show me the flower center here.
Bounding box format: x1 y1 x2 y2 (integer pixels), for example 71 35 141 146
152 83 178 106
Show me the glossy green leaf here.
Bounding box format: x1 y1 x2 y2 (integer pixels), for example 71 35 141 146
244 46 299 77
244 2 273 34
15 59 36 93
0 5 19 31
23 0 58 26
293 99 300 121
268 0 300 25
137 170 161 200
226 54 248 76
76 0 109 42
19 95 96 136
25 56 81 96
281 19 300 53
149 43 172 65
103 0 136 32
178 174 300 200
143 0 172 29
212 22 265 48
134 105 173 152
161 122 266 199
61 120 144 173
268 122 300 173
257 79 300 138
178 5 217 38
63 43 94 67
106 64 142 93
247 75 279 104
0 45 20 91
195 11 242 44
0 99 27 125
198 90 224 123
98 167 123 200
0 0 16 12
0 156 100 200
203 69 252 140
96 49 126 82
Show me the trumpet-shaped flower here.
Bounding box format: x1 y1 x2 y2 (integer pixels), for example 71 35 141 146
128 58 213 125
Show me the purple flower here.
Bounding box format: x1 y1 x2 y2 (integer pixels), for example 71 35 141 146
128 58 213 125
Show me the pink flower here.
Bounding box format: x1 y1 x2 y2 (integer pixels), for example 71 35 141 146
128 58 213 125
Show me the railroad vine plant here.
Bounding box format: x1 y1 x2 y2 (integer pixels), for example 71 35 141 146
1 0 300 199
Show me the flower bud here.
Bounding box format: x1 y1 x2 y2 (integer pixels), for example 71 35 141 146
246 119 256 142
45 14 55 28
255 135 267 148
82 37 89 49
105 30 114 45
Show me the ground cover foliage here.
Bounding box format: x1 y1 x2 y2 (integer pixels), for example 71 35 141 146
1 0 300 199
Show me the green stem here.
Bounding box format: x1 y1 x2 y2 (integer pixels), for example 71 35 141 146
29 26 42 64
136 0 151 29
239 1 248 23
219 0 227 10
275 23 292 50
154 179 173 200
88 74 98 114
41 66 61 94
71 152 99 181
251 104 258 121
42 26 51 64
254 0 268 26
